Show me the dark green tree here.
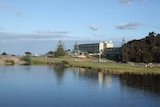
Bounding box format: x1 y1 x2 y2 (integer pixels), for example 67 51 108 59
121 45 129 62
54 41 65 57
121 32 160 63
24 52 32 56
21 56 31 65
149 31 156 36
141 52 153 63
1 52 7 55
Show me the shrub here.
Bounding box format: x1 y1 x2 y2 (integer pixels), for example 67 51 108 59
2 52 7 55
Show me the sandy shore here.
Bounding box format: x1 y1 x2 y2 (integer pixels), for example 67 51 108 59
0 55 25 65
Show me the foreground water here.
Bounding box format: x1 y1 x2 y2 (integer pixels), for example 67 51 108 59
0 66 159 107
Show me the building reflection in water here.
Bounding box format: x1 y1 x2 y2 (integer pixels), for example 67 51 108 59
105 74 112 88
72 67 80 77
98 72 103 87
77 67 113 88
49 66 114 89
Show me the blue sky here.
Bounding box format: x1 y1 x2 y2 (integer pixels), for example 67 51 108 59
0 0 160 54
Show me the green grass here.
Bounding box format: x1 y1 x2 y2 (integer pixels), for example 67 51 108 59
69 61 159 73
31 58 46 65
31 55 160 74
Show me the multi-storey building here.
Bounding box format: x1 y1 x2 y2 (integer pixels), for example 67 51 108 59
78 41 113 53
104 47 121 60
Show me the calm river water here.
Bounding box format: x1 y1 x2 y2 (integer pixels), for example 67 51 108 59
0 65 160 107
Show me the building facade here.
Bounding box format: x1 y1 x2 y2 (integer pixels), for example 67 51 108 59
104 47 121 60
78 41 114 53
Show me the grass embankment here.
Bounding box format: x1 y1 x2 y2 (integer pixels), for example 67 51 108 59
31 55 160 74
31 58 46 65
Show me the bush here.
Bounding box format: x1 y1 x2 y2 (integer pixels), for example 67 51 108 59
5 60 15 65
61 60 69 65
2 52 7 55
10 60 15 65
20 56 31 65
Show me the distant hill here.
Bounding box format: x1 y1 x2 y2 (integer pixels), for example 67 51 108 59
121 32 160 63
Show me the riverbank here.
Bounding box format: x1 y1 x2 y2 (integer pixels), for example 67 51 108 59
31 55 160 74
0 55 159 74
0 55 25 65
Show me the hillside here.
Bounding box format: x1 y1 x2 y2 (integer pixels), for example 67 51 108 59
121 32 160 63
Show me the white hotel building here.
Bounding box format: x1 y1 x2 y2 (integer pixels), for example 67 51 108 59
78 41 114 53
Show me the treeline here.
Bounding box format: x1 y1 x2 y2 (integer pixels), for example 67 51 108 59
121 32 160 63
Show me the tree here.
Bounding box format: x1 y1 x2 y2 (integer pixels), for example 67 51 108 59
54 41 66 57
149 31 156 37
121 32 160 63
24 52 32 56
1 52 7 55
141 52 153 63
22 52 32 65
121 45 129 62
21 56 31 65
46 51 54 57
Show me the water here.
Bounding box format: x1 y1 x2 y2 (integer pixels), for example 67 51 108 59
0 66 159 107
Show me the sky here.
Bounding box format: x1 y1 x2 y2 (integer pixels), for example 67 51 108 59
0 0 160 54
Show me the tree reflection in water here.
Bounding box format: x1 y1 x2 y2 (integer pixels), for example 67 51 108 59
120 73 160 93
53 65 66 84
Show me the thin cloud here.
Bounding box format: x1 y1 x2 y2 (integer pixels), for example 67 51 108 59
116 22 144 30
118 0 147 6
0 31 69 38
53 31 71 34
153 26 160 29
119 0 132 5
0 31 107 43
0 31 88 42
35 30 70 35
0 32 30 37
92 34 106 38
15 10 24 16
0 0 5 10
138 0 147 2
89 24 100 31
0 0 12 10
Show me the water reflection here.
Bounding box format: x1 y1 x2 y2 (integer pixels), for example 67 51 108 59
120 73 160 93
105 74 112 88
77 68 113 88
53 66 65 79
47 65 66 85
0 66 160 107
98 72 103 87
